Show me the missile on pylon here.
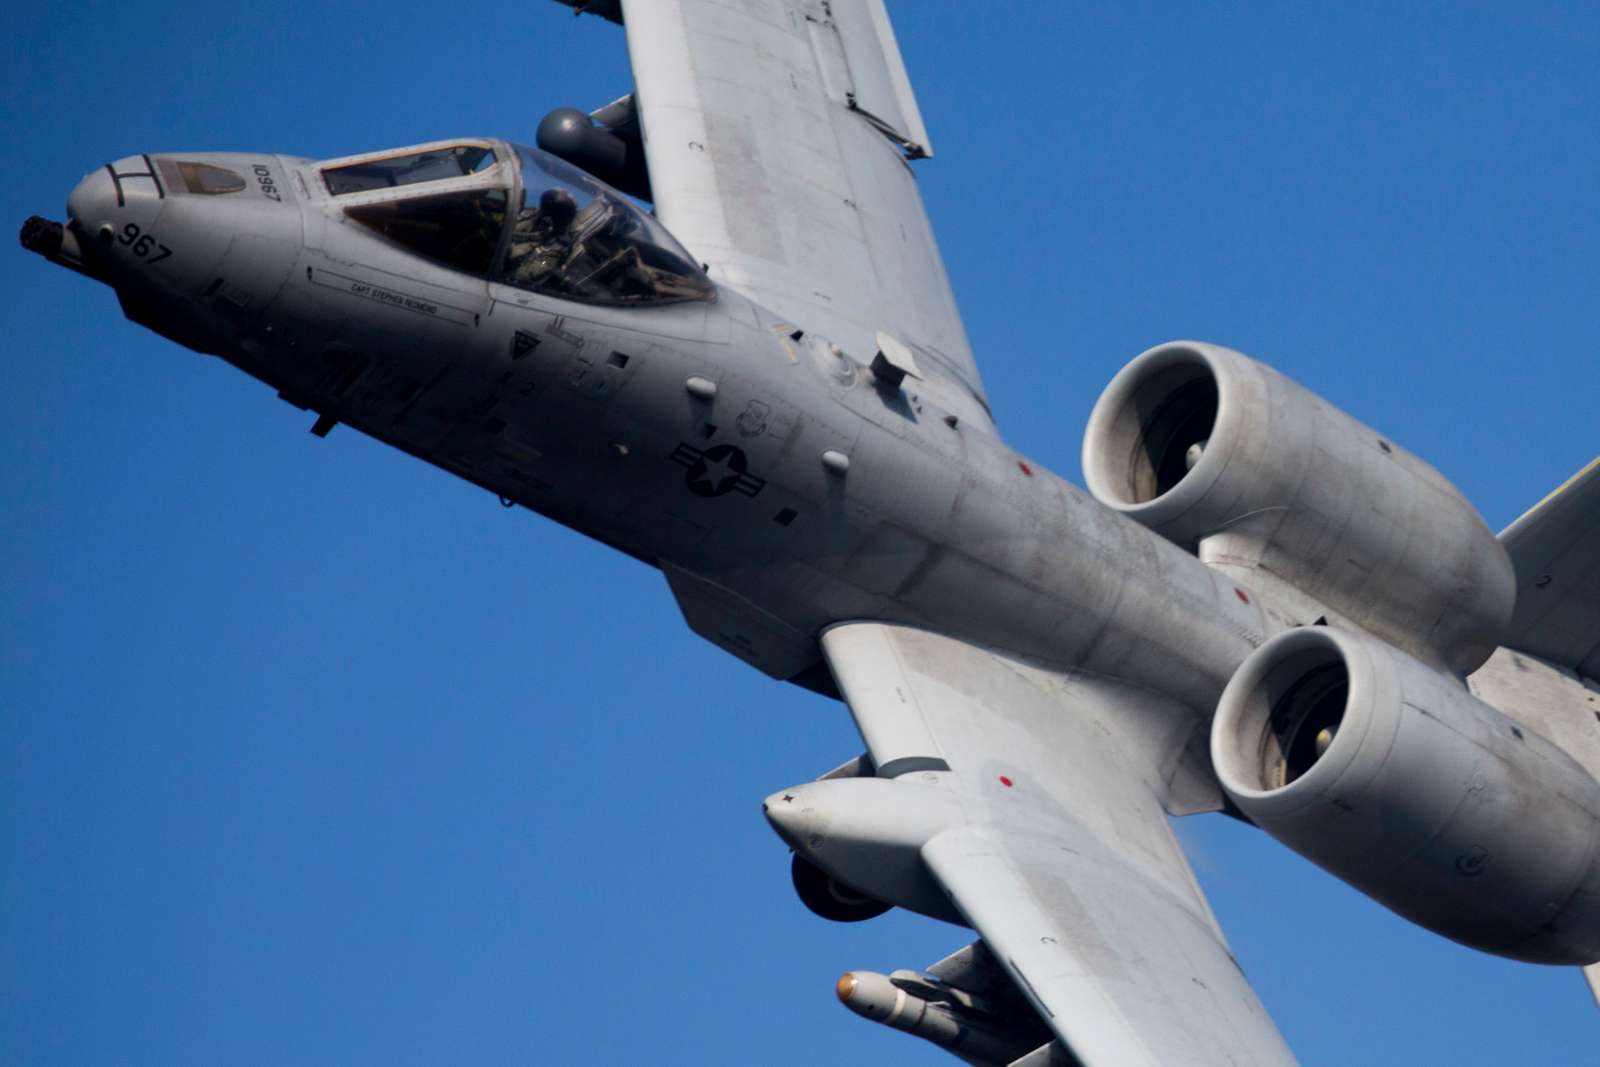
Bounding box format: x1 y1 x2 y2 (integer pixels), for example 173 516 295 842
835 969 1046 1066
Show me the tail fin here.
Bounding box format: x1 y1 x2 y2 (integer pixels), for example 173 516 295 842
1499 458 1600 680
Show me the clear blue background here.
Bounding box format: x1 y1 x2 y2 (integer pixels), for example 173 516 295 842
5 2 1597 1063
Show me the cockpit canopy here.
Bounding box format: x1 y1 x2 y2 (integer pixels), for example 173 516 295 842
323 144 498 195
320 139 713 307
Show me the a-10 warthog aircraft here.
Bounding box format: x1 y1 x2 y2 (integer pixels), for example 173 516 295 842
21 1 1600 1063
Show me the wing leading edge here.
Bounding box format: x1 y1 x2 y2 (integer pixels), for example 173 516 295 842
820 622 1297 1066
613 0 991 424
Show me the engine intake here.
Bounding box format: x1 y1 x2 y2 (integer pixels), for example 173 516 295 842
1083 341 1515 674
1213 627 1600 964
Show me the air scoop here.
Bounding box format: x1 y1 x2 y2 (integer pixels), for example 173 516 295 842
20 216 99 281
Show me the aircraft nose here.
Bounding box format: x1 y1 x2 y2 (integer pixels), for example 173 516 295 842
67 156 168 250
66 167 119 238
41 151 300 355
22 163 156 283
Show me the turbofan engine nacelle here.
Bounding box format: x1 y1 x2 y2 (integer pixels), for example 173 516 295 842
1082 341 1515 674
1212 626 1600 964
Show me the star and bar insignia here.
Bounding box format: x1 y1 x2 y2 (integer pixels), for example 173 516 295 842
670 443 766 498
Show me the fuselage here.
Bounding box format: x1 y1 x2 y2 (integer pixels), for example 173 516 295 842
38 135 1600 968
49 142 1293 725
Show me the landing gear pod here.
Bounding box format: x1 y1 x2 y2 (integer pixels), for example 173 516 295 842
762 778 964 923
791 854 891 922
1212 626 1600 965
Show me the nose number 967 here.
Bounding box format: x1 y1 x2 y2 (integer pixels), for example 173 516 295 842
117 223 173 265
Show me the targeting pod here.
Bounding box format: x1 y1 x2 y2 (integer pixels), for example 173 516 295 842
536 105 652 201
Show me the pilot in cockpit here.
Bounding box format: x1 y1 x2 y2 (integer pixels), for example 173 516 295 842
506 187 580 288
321 140 714 306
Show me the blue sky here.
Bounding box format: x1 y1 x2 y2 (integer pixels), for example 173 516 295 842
4 2 1597 1063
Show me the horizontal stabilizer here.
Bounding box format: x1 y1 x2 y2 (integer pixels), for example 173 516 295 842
1499 458 1600 679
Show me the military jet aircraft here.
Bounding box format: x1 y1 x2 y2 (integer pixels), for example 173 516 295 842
20 1 1600 1063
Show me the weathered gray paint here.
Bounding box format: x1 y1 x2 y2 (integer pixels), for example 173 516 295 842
27 1 1600 1060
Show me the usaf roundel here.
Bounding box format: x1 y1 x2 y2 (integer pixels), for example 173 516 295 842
670 442 766 498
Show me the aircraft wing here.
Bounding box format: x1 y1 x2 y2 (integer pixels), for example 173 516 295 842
822 622 1298 1066
592 0 990 422
1499 457 1600 680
